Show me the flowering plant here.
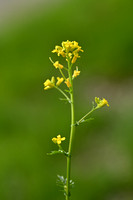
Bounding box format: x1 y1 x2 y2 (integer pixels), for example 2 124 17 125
43 40 109 200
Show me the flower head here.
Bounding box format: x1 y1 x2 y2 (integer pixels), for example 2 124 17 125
52 135 66 145
56 77 64 86
95 97 109 108
73 70 80 78
44 76 55 90
52 40 83 63
65 78 71 88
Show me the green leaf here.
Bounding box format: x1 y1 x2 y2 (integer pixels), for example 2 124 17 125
59 98 68 101
56 175 74 196
47 150 69 157
80 118 94 123
92 101 95 108
64 89 70 93
47 150 64 156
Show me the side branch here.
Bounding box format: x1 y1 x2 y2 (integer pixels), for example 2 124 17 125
76 107 98 125
55 86 71 103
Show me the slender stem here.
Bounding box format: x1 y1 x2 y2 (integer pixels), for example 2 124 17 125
77 107 97 124
55 86 71 103
66 59 75 200
59 68 67 81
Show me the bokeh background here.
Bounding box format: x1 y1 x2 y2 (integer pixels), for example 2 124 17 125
0 0 133 199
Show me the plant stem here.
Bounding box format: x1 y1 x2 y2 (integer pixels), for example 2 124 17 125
66 59 75 200
55 86 71 103
59 68 67 81
77 107 97 124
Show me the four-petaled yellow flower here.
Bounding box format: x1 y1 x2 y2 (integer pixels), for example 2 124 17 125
44 76 55 90
53 61 64 69
95 97 109 108
73 70 80 78
56 77 64 86
52 135 66 145
65 78 71 88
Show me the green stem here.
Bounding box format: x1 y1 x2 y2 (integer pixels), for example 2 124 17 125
77 107 97 125
59 68 67 81
66 59 75 200
55 86 71 103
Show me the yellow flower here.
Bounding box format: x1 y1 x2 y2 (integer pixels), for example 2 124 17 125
44 77 55 90
73 47 84 54
72 41 79 49
56 77 64 86
71 53 80 64
52 46 66 57
65 78 71 88
52 135 66 145
53 61 64 69
73 70 80 78
95 97 109 108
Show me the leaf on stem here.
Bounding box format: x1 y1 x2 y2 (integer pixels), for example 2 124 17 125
56 175 75 196
47 150 64 156
80 118 94 123
64 89 70 93
47 150 69 157
75 118 94 126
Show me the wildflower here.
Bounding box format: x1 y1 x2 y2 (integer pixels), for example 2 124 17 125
44 76 55 90
52 135 66 145
72 53 80 64
52 46 66 57
65 78 71 88
73 47 84 54
53 61 64 69
95 97 109 108
56 77 64 86
73 70 80 78
72 41 79 49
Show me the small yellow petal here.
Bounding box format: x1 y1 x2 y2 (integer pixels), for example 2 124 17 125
52 138 57 144
44 86 50 90
57 140 61 145
61 137 66 141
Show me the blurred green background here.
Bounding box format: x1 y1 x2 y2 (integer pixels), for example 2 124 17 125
0 0 133 199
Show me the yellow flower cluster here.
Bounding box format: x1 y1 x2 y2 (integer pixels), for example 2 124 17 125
52 135 66 145
44 40 83 90
44 77 64 90
52 40 83 63
95 97 109 108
